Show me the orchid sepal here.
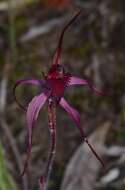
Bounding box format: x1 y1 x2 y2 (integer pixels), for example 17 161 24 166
13 78 45 110
59 97 105 167
21 92 48 176
69 76 107 96
53 9 82 66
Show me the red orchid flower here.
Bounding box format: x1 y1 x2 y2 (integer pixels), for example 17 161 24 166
14 10 106 190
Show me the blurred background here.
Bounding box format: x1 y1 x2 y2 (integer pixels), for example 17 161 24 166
0 0 125 190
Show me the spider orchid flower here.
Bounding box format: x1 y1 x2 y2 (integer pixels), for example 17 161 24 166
14 10 106 190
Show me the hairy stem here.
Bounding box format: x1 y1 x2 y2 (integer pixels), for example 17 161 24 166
40 99 56 190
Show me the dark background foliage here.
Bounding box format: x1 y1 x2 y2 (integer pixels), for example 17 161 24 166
0 0 125 190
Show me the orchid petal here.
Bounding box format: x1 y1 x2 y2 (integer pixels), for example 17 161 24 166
69 76 107 96
59 97 105 167
13 78 45 110
69 76 88 85
53 10 82 65
21 93 48 176
59 97 81 130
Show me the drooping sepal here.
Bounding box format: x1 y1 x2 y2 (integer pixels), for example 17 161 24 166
59 97 105 167
21 93 48 176
69 76 107 96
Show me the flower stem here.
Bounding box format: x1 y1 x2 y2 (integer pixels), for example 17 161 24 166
40 99 56 190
